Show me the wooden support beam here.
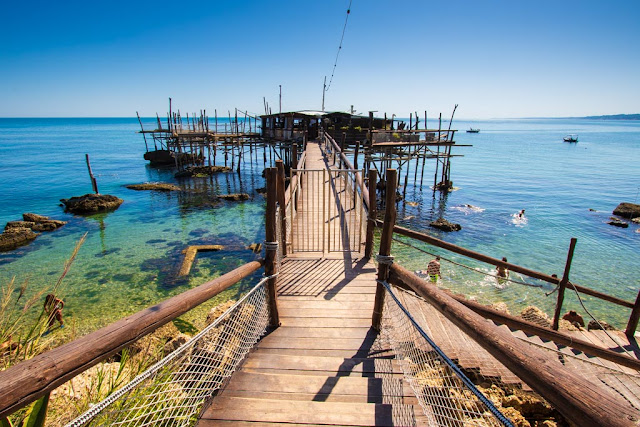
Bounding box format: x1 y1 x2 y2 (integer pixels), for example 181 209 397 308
450 292 640 371
0 260 263 418
276 160 287 257
552 238 577 330
364 170 377 259
626 289 640 337
372 169 397 331
387 263 640 427
265 167 280 328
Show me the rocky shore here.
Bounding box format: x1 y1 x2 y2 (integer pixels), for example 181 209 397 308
0 213 67 251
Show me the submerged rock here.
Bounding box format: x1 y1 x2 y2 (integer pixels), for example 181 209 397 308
0 227 39 251
22 213 67 230
61 194 123 214
607 217 629 228
429 218 461 232
175 166 231 178
587 320 616 331
126 183 181 191
520 306 551 328
613 202 640 219
218 193 249 201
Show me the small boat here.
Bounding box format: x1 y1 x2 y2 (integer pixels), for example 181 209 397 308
466 128 480 133
563 134 578 142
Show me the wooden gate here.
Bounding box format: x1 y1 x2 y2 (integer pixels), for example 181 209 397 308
286 169 367 254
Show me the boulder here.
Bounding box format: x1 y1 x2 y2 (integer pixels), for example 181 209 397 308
206 300 236 326
175 166 231 178
607 218 629 228
520 306 551 328
60 194 123 214
5 221 36 231
22 213 67 230
613 202 640 219
587 320 616 331
0 228 39 252
633 217 640 224
429 218 461 232
561 310 585 327
126 183 181 191
218 193 249 201
163 333 190 354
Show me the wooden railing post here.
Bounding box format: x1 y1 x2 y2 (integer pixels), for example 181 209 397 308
275 160 287 257
372 169 397 330
626 289 640 337
265 167 280 328
552 238 577 330
292 143 298 171
365 169 377 258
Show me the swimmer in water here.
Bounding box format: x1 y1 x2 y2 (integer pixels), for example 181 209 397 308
518 209 525 218
496 257 509 280
426 256 441 282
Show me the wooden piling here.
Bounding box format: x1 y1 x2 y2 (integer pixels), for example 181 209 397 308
552 238 577 330
85 154 98 194
365 169 378 259
372 169 397 330
626 289 640 336
276 160 287 257
265 168 280 328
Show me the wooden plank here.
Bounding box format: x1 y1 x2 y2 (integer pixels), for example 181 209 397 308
258 337 377 351
268 326 374 339
201 397 403 426
278 308 373 318
280 317 372 328
251 347 396 359
276 300 374 310
242 354 402 375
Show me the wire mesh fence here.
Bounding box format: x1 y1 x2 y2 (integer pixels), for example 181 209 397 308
66 278 270 427
380 280 515 427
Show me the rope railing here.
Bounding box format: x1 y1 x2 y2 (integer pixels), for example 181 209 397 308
380 280 514 427
67 276 271 426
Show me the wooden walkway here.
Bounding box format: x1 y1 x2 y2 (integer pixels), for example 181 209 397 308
199 142 426 425
198 140 640 425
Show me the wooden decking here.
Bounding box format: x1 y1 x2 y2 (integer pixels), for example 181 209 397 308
199 257 428 426
197 140 640 425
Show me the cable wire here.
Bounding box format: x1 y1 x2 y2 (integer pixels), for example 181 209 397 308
325 0 352 93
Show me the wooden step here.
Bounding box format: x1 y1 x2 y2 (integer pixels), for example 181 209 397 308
266 326 375 340
220 371 414 403
252 347 396 359
278 308 373 318
276 300 375 310
242 354 403 375
280 317 372 328
200 397 422 426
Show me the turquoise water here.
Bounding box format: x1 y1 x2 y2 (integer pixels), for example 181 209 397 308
1 118 639 332
0 118 268 333
375 118 640 327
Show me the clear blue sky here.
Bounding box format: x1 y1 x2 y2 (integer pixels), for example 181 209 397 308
1 0 638 118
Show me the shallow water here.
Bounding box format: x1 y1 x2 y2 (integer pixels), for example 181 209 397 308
1 117 639 332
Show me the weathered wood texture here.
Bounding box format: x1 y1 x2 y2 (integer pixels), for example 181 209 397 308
198 258 427 426
0 260 264 418
388 262 640 427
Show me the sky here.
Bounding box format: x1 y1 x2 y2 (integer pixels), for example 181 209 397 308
1 0 639 119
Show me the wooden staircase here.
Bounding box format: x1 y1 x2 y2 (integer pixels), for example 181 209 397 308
198 257 427 426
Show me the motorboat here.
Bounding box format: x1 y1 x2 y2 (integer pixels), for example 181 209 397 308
563 134 578 142
466 128 480 133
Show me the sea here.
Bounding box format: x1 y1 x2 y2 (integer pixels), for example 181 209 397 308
0 117 638 333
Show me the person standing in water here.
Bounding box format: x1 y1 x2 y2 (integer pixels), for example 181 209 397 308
426 256 441 282
518 209 525 218
44 294 64 329
496 257 509 279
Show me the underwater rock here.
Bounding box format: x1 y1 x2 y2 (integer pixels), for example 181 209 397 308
429 218 461 232
607 217 629 228
20 213 67 231
633 217 640 224
561 310 585 327
0 227 39 251
163 333 190 354
175 165 231 178
613 202 640 219
587 320 616 331
61 194 123 214
126 182 181 191
218 193 250 201
206 300 236 326
520 306 551 328
255 187 267 194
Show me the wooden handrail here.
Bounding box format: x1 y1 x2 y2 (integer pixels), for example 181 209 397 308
323 133 370 211
388 263 640 427
450 292 640 371
0 260 264 418
380 221 635 309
